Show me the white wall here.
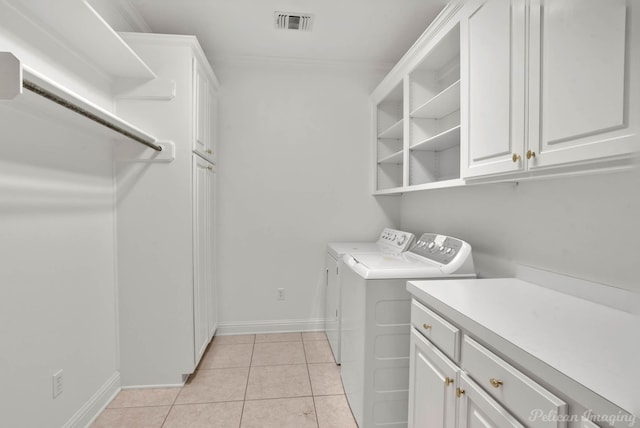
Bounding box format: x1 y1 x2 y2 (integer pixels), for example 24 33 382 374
0 5 123 426
400 165 640 293
214 60 401 332
0 103 119 426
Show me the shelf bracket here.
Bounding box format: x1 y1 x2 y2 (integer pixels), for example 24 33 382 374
115 140 175 163
0 52 22 100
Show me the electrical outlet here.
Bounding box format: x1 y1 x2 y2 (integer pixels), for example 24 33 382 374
52 370 63 398
277 288 285 301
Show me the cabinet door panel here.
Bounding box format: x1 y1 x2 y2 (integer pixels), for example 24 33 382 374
461 0 526 178
529 0 635 168
206 165 216 338
408 329 458 428
458 372 525 428
193 60 207 155
193 155 210 364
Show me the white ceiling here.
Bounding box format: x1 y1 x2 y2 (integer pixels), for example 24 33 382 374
123 0 448 66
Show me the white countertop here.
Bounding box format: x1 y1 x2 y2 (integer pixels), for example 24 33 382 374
407 277 640 417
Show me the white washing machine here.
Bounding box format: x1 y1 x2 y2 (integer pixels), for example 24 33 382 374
340 233 475 428
325 228 415 364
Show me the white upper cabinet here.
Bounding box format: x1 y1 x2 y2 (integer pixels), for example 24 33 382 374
372 0 637 191
461 0 526 178
461 0 638 180
193 58 218 163
527 0 636 169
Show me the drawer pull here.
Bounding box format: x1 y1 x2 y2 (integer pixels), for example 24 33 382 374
526 150 536 160
445 377 454 386
456 387 465 398
489 378 504 388
512 153 521 163
422 323 432 330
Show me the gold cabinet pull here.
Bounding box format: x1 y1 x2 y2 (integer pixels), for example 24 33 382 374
489 378 504 388
422 323 432 330
445 377 454 386
456 387 465 398
512 153 521 163
206 149 213 154
526 150 536 160
207 166 213 171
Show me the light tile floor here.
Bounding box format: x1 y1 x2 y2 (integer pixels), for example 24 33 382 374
92 332 357 428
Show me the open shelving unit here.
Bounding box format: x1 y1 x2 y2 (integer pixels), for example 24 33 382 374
407 24 461 188
374 83 404 192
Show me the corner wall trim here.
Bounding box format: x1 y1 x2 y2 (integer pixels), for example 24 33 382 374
63 371 121 428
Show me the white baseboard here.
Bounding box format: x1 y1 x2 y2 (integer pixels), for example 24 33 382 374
122 382 184 390
215 318 326 336
64 371 120 428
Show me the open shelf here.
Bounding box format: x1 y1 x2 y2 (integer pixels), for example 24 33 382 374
411 80 460 119
378 119 404 139
5 0 156 80
1 57 160 151
411 125 461 152
378 150 404 164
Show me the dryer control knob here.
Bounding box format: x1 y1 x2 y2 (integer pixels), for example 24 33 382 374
397 235 407 245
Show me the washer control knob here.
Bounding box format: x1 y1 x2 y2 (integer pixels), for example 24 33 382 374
446 248 453 254
397 235 406 245
427 242 435 250
439 246 446 252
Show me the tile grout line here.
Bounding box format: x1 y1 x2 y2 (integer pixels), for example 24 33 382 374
302 338 321 428
238 336 256 428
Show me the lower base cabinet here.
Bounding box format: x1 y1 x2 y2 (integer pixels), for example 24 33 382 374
408 328 458 428
408 299 568 428
457 371 524 428
409 328 525 428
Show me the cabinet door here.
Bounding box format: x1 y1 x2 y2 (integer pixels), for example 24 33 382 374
206 164 217 338
207 84 218 163
193 155 211 364
457 372 525 428
528 0 636 169
408 328 458 428
461 0 527 178
324 253 340 362
194 59 207 156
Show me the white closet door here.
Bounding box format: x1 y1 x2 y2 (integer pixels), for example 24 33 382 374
193 155 210 364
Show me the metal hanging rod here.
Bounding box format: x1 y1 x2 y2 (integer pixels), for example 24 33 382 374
22 79 162 152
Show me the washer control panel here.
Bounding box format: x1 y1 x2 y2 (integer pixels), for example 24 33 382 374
377 228 415 252
410 233 466 265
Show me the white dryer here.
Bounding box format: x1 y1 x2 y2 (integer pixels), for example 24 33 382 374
340 233 475 428
325 228 414 364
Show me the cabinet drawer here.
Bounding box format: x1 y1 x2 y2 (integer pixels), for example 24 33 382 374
461 336 567 428
411 299 460 360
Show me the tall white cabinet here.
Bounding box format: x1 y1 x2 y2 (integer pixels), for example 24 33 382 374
115 33 219 386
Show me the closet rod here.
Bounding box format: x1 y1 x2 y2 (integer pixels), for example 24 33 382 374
22 79 162 152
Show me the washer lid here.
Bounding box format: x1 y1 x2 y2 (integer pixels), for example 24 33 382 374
327 242 381 259
344 252 448 279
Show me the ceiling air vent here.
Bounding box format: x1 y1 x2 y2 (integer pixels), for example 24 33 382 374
275 12 313 31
